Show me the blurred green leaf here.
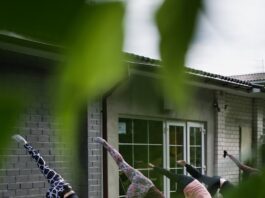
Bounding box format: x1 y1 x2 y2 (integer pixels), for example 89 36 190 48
156 0 202 108
0 0 84 44
226 173 265 198
53 2 125 153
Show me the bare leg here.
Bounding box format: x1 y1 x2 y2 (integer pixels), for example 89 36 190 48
95 137 138 181
95 137 154 197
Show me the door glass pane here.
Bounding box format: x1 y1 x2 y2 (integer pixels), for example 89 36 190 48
169 125 184 169
189 126 203 169
190 127 201 146
176 127 184 145
169 146 184 167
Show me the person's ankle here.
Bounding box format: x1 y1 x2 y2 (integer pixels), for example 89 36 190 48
64 190 75 198
176 160 186 166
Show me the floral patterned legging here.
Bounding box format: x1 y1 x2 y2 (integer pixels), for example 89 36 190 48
100 140 154 198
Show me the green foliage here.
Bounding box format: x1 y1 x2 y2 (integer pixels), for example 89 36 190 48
156 0 202 108
52 2 125 163
0 0 84 44
1 1 263 197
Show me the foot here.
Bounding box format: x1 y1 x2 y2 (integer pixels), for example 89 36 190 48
176 160 186 166
94 137 106 144
223 150 228 158
12 134 27 145
148 163 155 168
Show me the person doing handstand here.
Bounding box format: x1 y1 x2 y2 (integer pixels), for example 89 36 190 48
148 163 211 198
95 137 164 198
12 134 78 198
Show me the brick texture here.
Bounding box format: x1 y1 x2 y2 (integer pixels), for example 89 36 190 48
0 76 73 198
215 91 253 183
87 101 103 198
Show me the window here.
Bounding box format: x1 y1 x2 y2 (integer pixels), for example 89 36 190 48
118 118 205 198
118 118 164 197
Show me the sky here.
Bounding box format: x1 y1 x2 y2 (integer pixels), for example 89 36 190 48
124 0 265 76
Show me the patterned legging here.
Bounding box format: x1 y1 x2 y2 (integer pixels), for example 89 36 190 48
100 140 154 198
24 144 72 198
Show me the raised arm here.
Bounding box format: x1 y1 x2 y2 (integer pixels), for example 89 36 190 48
176 160 202 179
149 163 180 182
156 167 177 180
224 150 260 173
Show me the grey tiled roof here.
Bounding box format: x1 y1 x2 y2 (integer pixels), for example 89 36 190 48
0 31 264 92
126 53 264 90
230 73 265 82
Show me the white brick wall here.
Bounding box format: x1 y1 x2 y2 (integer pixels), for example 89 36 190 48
215 91 253 183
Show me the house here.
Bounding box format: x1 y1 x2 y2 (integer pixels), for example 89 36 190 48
0 33 265 198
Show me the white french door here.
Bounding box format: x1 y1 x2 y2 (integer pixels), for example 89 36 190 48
165 121 205 198
187 122 205 175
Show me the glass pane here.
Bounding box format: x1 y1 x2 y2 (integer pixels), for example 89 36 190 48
190 127 202 146
190 147 201 167
170 146 177 167
149 121 163 144
150 170 164 191
176 146 184 161
190 146 195 165
169 126 176 145
190 127 195 145
134 119 148 143
119 145 133 166
170 192 179 198
119 118 132 143
170 146 184 167
141 170 149 178
195 147 202 166
176 126 184 145
196 128 202 145
169 169 178 191
149 146 163 167
134 145 148 168
119 172 130 196
169 125 184 145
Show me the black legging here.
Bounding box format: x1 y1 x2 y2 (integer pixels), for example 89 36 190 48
185 164 220 196
185 164 234 196
153 166 193 193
